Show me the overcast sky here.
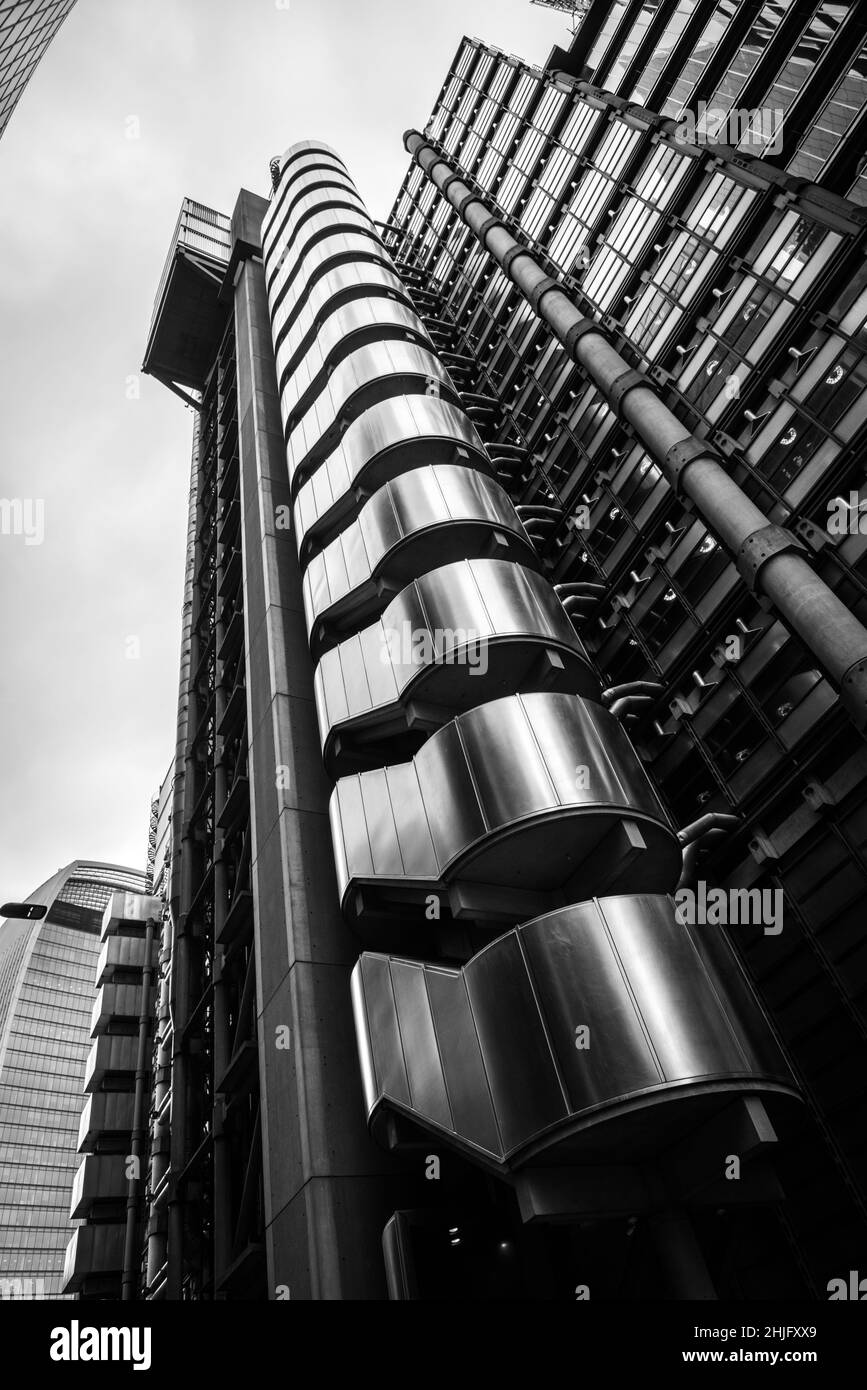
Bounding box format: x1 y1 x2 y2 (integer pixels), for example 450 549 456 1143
0 0 566 903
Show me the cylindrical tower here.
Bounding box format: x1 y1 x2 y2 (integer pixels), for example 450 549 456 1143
258 139 803 1297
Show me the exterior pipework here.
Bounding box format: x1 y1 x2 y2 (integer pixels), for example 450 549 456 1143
166 405 208 1301
402 129 867 732
211 428 232 1293
145 921 171 1290
143 422 198 1296
122 912 157 1301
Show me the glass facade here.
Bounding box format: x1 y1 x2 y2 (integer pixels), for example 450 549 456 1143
383 26 867 1295
572 0 867 199
0 0 76 140
145 198 232 368
0 861 145 1298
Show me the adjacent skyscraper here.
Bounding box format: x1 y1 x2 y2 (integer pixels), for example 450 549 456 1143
0 0 77 140
62 888 164 1301
0 861 146 1298
60 772 172 1301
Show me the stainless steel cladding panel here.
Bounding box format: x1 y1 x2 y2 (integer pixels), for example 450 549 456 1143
313 558 597 773
267 165 361 243
263 139 802 1204
270 231 392 347
276 261 411 389
329 692 681 917
294 395 489 555
266 165 367 261
280 299 431 423
272 186 373 281
303 464 537 653
351 894 800 1168
275 263 413 386
274 174 369 245
286 340 458 483
269 213 380 313
264 143 348 230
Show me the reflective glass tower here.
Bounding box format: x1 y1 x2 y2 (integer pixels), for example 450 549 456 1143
0 860 145 1298
0 1 77 141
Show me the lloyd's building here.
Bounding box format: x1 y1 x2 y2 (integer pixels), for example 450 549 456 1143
100 9 867 1302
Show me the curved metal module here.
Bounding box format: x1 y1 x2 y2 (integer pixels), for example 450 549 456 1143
280 300 435 426
271 188 374 297
270 213 383 308
269 227 393 351
262 141 349 240
329 691 682 924
270 164 363 233
279 293 427 403
272 170 370 255
262 140 802 1186
302 464 537 655
294 395 490 559
313 558 598 775
351 894 801 1170
265 164 360 281
301 464 539 653
274 262 416 389
285 340 461 485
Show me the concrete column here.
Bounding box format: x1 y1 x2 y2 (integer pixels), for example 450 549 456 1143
233 254 405 1300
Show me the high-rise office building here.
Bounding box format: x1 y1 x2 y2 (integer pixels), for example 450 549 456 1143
0 860 146 1298
63 888 164 1301
80 2 867 1300
145 764 174 899
60 776 172 1301
0 0 77 141
383 5 867 1295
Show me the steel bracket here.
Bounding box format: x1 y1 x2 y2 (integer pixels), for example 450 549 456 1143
565 316 602 355
476 214 506 245
455 188 479 218
502 244 531 278
528 275 560 314
609 367 650 414
441 172 467 202
737 524 806 593
662 436 716 495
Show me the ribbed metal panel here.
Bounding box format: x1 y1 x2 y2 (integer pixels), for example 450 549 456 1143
262 137 802 1221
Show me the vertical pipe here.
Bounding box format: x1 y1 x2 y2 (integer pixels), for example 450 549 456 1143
122 915 156 1300
402 131 867 731
211 391 233 1293
167 415 205 1300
